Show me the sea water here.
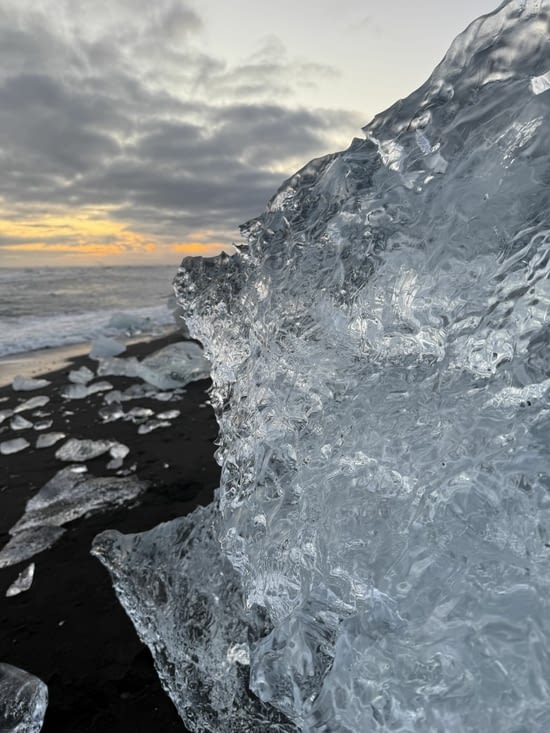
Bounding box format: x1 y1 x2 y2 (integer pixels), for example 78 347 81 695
0 266 178 357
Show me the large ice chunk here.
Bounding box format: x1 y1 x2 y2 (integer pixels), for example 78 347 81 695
0 663 48 733
92 503 294 733
135 342 210 389
99 1 550 732
55 438 118 462
0 526 65 569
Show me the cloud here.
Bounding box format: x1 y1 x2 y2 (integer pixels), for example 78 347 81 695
0 0 363 262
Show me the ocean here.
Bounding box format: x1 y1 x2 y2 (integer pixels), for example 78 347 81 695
0 266 181 357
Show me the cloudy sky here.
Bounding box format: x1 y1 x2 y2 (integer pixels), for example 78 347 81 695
1 0 497 266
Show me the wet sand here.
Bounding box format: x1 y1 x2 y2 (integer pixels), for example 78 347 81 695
0 334 220 731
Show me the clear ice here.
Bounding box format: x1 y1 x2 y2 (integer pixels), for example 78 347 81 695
11 376 50 392
6 563 35 598
0 663 48 733
95 2 550 732
55 438 117 462
0 438 30 456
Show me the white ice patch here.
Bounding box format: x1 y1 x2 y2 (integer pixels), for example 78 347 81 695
0 437 30 455
36 432 66 449
12 375 51 391
0 663 48 733
6 563 35 597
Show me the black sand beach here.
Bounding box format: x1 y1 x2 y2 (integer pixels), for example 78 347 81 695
0 334 220 731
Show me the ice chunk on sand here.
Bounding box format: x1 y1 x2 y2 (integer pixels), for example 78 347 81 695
0 527 65 568
89 336 126 359
0 408 13 424
55 438 114 462
11 467 148 533
96 356 140 379
136 342 210 389
61 383 89 400
0 438 30 455
6 563 35 597
33 419 53 431
86 380 113 395
10 415 33 431
0 663 48 733
92 503 289 733
156 409 181 420
68 365 95 384
137 419 171 434
36 432 66 449
98 404 124 422
108 312 151 334
14 395 49 413
124 406 154 422
12 375 51 391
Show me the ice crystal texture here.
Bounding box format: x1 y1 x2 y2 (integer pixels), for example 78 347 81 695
98 2 550 731
0 663 48 733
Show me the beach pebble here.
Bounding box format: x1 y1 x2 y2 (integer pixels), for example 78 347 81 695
0 437 30 455
6 563 35 598
12 375 51 391
36 432 66 449
14 395 50 413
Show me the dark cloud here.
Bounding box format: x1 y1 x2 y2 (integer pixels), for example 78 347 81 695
0 0 362 251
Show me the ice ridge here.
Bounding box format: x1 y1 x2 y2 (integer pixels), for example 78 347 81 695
95 1 550 731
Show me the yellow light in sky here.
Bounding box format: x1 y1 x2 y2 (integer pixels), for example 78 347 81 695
0 208 233 265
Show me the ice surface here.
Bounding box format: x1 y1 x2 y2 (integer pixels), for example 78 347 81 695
12 375 50 391
156 409 180 420
136 342 210 389
137 419 171 434
55 438 115 462
33 419 53 431
36 432 66 449
6 563 35 597
61 380 113 400
0 526 65 568
0 438 30 455
98 2 550 732
13 396 49 413
89 335 126 359
0 663 48 733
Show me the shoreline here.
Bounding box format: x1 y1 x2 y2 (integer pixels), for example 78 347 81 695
0 332 220 732
0 326 181 387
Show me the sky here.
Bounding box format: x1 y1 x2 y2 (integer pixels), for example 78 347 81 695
0 0 499 267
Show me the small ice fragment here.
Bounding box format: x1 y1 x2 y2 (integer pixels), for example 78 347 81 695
116 462 137 476
86 380 114 395
10 415 33 430
6 562 35 597
103 390 123 404
157 409 181 420
61 383 89 400
136 342 210 389
0 663 48 732
0 438 30 455
89 336 126 359
14 395 50 413
0 408 13 424
153 391 175 402
99 404 124 422
69 465 88 474
12 375 51 391
36 432 66 449
55 438 114 462
530 72 550 95
68 365 95 384
137 419 171 434
0 526 65 568
33 419 53 431
96 356 140 378
226 643 250 666
121 383 154 401
107 457 124 470
108 311 151 334
125 406 154 422
109 442 129 460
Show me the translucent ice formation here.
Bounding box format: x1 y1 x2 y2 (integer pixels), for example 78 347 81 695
0 526 65 568
0 438 30 455
6 563 35 597
89 335 126 359
136 342 210 389
12 375 50 391
68 365 95 384
36 432 66 449
96 2 550 732
0 663 48 733
14 396 49 413
55 438 117 462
